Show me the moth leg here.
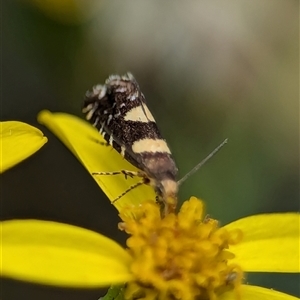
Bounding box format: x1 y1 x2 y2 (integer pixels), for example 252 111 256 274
155 195 167 217
89 136 110 147
155 195 160 204
111 181 145 203
92 170 142 180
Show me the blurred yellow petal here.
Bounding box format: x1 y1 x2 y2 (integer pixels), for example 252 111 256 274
219 284 299 300
38 110 155 211
1 219 133 287
0 121 47 173
224 213 300 273
24 0 103 24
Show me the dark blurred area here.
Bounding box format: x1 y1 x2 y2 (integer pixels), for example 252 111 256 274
1 0 299 299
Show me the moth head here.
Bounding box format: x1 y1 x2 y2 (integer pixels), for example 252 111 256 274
155 178 178 215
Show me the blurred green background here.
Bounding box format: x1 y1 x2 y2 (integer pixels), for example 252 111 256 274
2 0 299 299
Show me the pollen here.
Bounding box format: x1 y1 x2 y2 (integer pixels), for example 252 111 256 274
119 197 243 300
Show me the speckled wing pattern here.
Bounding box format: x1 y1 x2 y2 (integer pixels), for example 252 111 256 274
82 73 178 213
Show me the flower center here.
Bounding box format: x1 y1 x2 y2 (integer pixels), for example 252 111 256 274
119 197 243 300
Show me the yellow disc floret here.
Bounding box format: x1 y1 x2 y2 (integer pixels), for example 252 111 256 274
119 197 243 300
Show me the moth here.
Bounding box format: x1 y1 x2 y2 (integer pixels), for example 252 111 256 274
82 73 178 214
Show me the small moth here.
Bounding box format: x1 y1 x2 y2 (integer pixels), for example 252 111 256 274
83 73 178 214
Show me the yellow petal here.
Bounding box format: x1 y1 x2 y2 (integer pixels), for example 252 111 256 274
219 284 299 300
1 219 133 287
37 110 156 211
0 121 47 173
26 0 103 24
224 213 300 273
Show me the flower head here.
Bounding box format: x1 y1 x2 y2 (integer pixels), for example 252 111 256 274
1 112 299 300
119 197 243 300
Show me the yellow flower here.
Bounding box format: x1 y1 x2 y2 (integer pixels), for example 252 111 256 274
1 111 299 300
0 121 47 173
118 197 244 300
23 0 103 24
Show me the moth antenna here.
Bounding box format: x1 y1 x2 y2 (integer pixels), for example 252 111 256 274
140 101 152 122
177 138 228 186
133 79 152 122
